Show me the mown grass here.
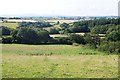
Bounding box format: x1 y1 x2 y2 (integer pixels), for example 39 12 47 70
0 22 18 29
2 44 118 78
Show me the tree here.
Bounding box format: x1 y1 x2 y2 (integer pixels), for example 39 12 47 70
107 25 120 34
60 23 69 29
2 36 13 43
0 26 12 36
16 28 38 44
11 29 18 43
107 31 120 41
98 41 120 53
36 29 51 43
48 28 59 34
18 22 52 28
11 28 51 44
84 33 93 44
69 34 85 44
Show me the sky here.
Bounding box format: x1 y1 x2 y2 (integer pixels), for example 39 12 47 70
0 0 119 17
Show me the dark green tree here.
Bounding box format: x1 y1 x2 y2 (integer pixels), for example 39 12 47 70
107 31 120 41
11 28 51 44
60 23 69 29
0 26 12 36
48 28 59 34
69 34 85 44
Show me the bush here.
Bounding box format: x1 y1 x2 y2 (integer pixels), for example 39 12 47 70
72 43 79 46
60 23 69 29
69 34 85 44
56 37 72 44
86 44 97 49
106 31 120 41
98 41 120 53
0 26 12 36
2 36 13 43
48 28 59 34
84 33 93 44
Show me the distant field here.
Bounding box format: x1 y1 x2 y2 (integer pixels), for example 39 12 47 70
6 19 37 23
50 33 85 38
2 44 118 78
45 20 80 23
50 33 105 38
0 20 79 29
50 34 68 38
0 22 18 29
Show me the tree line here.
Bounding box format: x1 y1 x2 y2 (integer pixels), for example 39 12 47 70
1 18 120 53
48 18 119 34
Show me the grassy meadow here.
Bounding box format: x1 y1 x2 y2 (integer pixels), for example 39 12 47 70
2 44 118 78
0 22 18 29
44 20 80 24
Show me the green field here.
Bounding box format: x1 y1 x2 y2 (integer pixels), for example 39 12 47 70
50 34 68 38
2 44 108 55
0 22 18 29
50 33 105 38
45 20 80 24
2 44 118 78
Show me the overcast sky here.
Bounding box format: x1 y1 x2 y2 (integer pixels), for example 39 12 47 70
0 0 119 17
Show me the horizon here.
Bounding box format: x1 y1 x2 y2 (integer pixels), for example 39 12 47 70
0 15 118 18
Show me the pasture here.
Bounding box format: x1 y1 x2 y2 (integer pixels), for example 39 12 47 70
2 44 107 55
0 22 18 29
45 20 80 24
2 44 118 78
50 34 68 38
50 33 105 38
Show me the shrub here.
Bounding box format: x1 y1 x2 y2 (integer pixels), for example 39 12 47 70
0 26 12 36
69 34 85 44
2 36 13 43
48 28 59 34
106 31 120 41
98 41 120 53
57 37 72 44
86 44 97 49
72 43 79 46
